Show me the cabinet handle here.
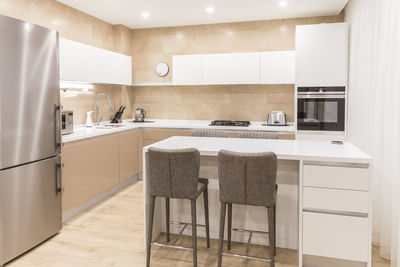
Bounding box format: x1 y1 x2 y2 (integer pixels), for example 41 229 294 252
56 162 63 194
55 104 62 152
303 208 368 218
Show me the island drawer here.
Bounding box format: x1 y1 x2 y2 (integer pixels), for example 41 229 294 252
303 211 369 262
303 165 369 191
303 187 369 214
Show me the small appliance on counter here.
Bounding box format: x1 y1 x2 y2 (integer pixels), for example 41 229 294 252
61 109 74 135
134 107 146 122
267 111 287 126
111 105 126 123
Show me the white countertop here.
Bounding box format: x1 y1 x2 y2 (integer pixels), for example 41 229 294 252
62 119 295 145
144 136 371 164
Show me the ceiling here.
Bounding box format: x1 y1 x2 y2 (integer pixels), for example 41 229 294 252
57 0 348 29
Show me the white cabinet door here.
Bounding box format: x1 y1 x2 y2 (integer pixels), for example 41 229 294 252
296 23 348 86
202 52 260 84
260 51 295 84
303 211 369 262
172 55 202 85
59 38 132 85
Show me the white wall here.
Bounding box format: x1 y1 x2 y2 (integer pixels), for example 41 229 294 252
345 0 400 265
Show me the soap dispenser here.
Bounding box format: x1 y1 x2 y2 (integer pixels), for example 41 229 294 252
86 111 94 127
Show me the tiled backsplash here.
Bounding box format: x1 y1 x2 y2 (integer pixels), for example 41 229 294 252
132 84 295 122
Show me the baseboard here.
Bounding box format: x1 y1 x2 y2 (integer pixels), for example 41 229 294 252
62 174 140 223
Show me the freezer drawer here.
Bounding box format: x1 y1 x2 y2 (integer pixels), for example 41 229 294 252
0 157 62 265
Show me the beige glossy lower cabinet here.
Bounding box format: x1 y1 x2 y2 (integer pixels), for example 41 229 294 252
62 135 120 212
119 130 139 182
139 129 192 172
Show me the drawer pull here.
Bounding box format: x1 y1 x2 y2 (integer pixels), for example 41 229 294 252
303 208 368 218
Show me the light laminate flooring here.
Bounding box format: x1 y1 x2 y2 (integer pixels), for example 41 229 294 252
7 181 391 267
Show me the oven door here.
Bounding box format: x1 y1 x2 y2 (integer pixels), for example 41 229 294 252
297 95 345 131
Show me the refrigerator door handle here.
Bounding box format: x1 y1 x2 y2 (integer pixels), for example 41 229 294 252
55 104 62 153
56 161 63 194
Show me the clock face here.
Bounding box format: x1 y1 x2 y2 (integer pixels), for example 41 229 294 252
155 62 169 77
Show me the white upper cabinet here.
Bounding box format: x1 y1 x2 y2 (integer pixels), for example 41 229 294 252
202 52 260 85
172 55 202 85
296 23 348 87
171 51 295 85
260 51 295 84
59 38 132 85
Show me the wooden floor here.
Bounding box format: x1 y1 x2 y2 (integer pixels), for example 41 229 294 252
7 181 391 267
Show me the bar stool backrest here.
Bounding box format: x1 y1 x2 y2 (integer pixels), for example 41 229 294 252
238 131 278 139
147 147 200 200
217 150 277 207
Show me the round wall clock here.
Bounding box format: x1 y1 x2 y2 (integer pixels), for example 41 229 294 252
155 62 169 77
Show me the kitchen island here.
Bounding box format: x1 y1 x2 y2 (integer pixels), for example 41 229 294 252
61 120 295 223
143 136 371 267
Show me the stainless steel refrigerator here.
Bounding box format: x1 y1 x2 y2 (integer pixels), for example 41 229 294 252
0 14 62 266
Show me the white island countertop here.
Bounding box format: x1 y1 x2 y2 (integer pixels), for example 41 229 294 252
62 119 295 145
145 136 371 164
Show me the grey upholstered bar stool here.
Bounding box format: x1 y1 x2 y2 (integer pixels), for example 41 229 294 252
191 130 228 137
238 131 278 139
217 150 278 267
146 147 210 267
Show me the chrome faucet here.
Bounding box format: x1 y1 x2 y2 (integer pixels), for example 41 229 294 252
96 93 114 125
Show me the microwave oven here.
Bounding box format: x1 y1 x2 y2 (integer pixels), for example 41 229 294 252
61 110 73 135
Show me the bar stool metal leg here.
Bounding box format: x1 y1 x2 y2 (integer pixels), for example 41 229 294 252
273 204 276 256
218 202 227 267
268 207 275 267
227 203 232 250
166 198 170 242
191 200 198 267
203 188 210 248
146 196 156 267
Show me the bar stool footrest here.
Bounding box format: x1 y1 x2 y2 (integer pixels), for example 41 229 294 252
230 227 269 236
228 227 270 256
221 251 271 262
167 221 207 245
151 242 193 251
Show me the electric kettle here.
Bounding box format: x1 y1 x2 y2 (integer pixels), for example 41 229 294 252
135 108 146 122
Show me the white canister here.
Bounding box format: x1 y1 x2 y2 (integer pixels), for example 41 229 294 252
86 111 94 127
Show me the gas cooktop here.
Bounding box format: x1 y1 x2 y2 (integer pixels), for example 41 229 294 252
209 120 250 127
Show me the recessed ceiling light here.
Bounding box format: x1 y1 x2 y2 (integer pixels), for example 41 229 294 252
206 6 215 14
142 12 150 18
279 1 288 7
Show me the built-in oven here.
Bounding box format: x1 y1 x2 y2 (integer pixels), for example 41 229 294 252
297 87 345 131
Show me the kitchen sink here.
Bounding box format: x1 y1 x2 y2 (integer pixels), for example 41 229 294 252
96 123 126 129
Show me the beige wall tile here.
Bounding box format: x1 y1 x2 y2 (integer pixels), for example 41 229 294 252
130 85 295 122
